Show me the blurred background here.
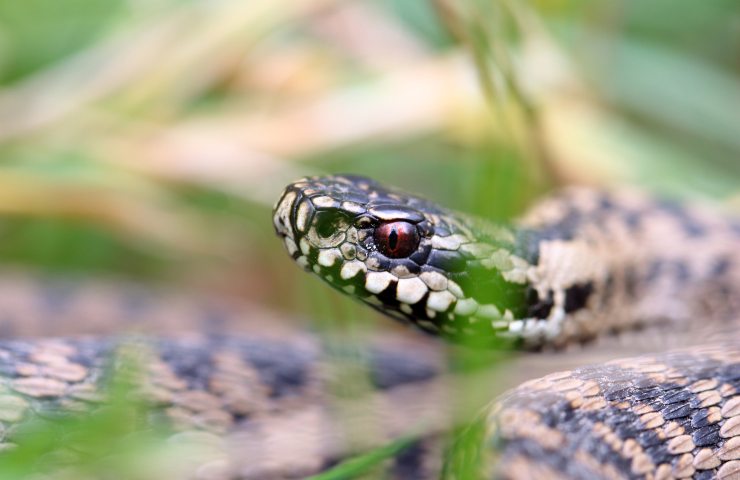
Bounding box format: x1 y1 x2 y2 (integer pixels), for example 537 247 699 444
0 0 738 324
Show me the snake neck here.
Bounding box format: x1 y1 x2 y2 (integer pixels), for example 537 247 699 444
513 188 740 347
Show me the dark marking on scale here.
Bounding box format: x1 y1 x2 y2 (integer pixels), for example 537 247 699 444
655 200 707 238
564 282 594 313
526 287 554 320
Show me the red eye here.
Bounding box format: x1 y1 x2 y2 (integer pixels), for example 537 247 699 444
374 221 419 258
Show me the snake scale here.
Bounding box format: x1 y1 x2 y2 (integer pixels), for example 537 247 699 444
0 175 735 479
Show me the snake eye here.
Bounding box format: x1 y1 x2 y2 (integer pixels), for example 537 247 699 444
374 221 419 258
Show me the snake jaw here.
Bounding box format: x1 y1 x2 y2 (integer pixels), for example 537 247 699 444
273 176 553 346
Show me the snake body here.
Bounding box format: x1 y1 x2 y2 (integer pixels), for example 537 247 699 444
0 176 735 478
0 275 450 479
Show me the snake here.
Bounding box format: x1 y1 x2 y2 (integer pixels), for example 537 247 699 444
0 175 735 479
272 175 740 480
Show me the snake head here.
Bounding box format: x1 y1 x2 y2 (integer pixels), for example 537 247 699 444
273 175 534 346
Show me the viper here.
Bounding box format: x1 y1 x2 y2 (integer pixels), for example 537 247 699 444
273 175 740 479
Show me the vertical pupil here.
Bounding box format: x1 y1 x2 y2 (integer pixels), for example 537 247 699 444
374 221 419 258
388 229 398 250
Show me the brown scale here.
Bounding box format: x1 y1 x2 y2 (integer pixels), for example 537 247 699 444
489 342 740 480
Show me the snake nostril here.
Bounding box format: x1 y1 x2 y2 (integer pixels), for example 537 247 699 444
314 211 349 238
316 219 335 238
374 221 419 258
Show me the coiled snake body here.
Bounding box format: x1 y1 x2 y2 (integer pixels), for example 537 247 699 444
0 175 736 479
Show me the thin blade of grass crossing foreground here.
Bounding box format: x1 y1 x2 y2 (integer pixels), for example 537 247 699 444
441 416 487 480
306 435 420 480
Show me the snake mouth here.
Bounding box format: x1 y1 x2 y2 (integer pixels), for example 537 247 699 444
272 186 300 263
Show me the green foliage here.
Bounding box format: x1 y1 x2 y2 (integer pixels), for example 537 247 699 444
0 0 125 83
0 217 167 277
307 436 420 480
441 418 488 480
381 0 454 49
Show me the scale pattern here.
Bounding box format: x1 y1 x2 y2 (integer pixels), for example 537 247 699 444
0 276 449 479
489 342 740 479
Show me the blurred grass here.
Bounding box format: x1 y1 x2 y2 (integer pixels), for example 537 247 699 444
307 436 420 480
0 0 125 83
0 0 737 478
